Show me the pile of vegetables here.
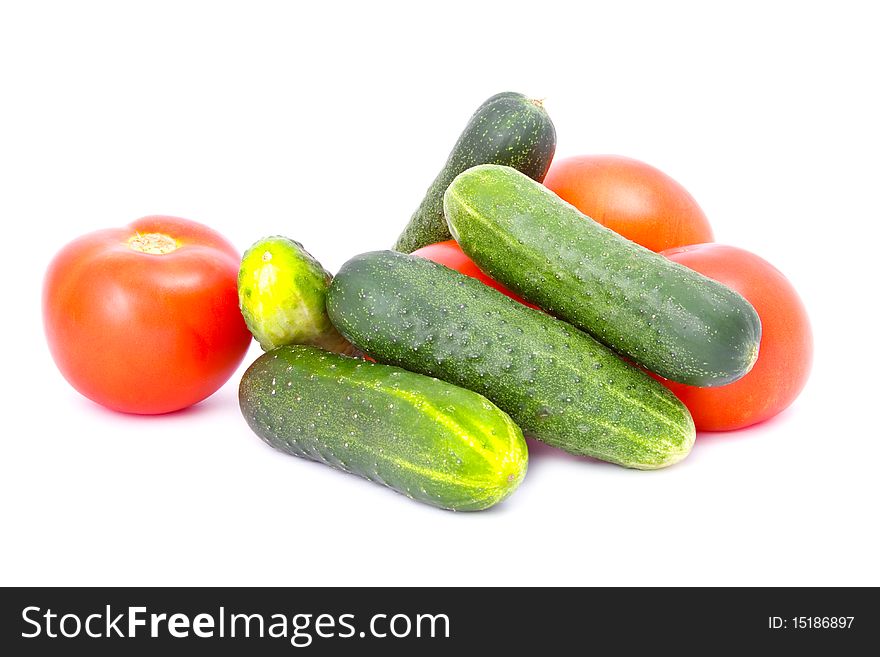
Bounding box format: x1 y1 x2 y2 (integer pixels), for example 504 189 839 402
43 92 813 511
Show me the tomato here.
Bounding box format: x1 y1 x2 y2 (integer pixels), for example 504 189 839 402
658 244 812 431
411 240 538 309
543 154 714 252
43 216 252 414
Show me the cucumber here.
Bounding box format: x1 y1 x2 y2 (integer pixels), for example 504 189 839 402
327 251 695 469
445 164 762 387
238 236 353 354
239 345 527 511
393 92 556 253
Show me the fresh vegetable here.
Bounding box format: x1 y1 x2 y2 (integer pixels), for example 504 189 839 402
43 215 251 414
543 155 713 252
411 240 536 309
659 244 813 431
327 251 695 469
393 91 556 253
238 236 353 353
239 345 528 511
445 164 761 387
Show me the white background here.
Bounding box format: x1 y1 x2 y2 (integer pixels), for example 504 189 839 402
2 1 878 586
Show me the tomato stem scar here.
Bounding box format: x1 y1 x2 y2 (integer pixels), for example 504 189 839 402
128 232 179 255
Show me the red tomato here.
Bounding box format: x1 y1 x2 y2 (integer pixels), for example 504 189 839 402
43 216 252 414
543 154 714 252
411 240 538 309
659 244 812 431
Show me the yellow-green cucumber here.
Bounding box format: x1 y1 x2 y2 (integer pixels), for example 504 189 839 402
239 345 527 511
445 164 762 386
238 236 354 354
327 251 695 469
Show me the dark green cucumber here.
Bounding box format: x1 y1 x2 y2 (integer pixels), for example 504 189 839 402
327 251 695 469
239 345 527 511
445 164 762 387
393 92 556 253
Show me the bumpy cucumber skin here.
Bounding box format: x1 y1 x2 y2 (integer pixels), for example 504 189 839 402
327 251 695 470
393 92 556 253
238 236 353 354
239 345 527 511
445 164 762 387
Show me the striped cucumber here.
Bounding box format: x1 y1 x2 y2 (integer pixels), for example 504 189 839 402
393 92 556 253
327 251 695 469
444 164 762 386
239 345 527 511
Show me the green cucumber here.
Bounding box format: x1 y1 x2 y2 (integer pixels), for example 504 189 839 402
444 164 762 387
239 345 527 511
238 236 353 354
327 251 695 470
393 92 556 253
